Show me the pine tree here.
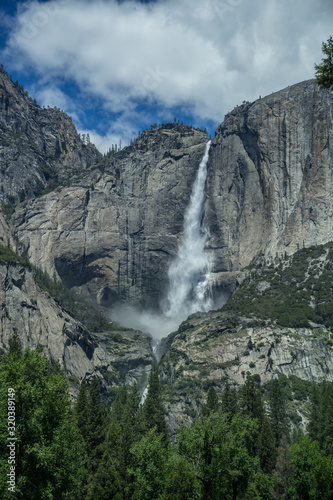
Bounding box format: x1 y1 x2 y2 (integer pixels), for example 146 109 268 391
258 416 277 473
76 379 89 438
290 436 333 499
202 386 219 416
143 365 168 441
7 330 22 358
272 435 294 499
74 380 91 498
86 451 123 500
123 384 143 442
268 378 289 445
87 376 107 471
308 382 322 443
240 376 264 426
110 384 128 422
315 35 333 89
118 384 142 468
129 428 168 500
104 384 143 496
163 459 201 499
221 381 239 421
319 382 333 454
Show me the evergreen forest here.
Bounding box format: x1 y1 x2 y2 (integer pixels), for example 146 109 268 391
1 333 333 499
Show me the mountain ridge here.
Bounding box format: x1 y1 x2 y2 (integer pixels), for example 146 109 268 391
0 66 101 204
0 69 332 430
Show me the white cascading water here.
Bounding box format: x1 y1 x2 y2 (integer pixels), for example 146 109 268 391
163 140 213 323
121 140 213 403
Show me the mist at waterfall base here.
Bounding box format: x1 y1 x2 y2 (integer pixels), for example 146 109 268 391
110 141 227 341
110 289 228 342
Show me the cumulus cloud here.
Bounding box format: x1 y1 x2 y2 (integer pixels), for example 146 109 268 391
2 0 332 146
33 85 81 119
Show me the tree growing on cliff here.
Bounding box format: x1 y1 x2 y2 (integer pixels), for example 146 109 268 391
315 35 333 89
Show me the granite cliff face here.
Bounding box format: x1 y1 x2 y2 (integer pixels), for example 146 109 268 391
1 72 333 426
9 79 333 306
11 126 208 307
206 80 333 293
0 68 101 204
159 310 333 434
0 258 153 395
158 241 333 434
0 207 153 395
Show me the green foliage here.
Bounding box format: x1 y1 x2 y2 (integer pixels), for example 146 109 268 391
86 376 107 470
86 451 123 500
1 340 333 499
162 458 201 499
104 384 144 496
33 266 112 333
178 411 261 499
0 202 20 221
202 386 219 416
240 376 265 428
221 381 239 421
258 417 277 473
308 381 333 455
7 330 23 358
268 378 290 445
0 244 29 267
129 428 167 500
273 435 294 498
288 375 313 401
315 35 333 89
223 242 333 328
290 436 333 499
143 365 168 441
75 379 89 440
0 339 84 499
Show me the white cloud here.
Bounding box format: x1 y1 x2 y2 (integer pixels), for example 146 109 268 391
79 115 139 154
3 0 332 144
33 85 80 118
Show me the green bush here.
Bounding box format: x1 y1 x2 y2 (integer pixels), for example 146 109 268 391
0 244 29 267
0 201 20 221
223 242 333 329
33 266 112 333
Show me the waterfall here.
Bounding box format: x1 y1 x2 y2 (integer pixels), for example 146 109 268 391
163 140 212 323
113 140 213 402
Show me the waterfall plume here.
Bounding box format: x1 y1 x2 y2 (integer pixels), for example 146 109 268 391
162 140 212 323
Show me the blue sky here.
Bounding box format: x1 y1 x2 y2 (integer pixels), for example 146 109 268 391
0 0 332 153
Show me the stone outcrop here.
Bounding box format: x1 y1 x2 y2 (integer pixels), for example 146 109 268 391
206 80 333 292
0 214 16 250
0 68 101 204
0 261 154 394
159 311 333 434
11 126 208 307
